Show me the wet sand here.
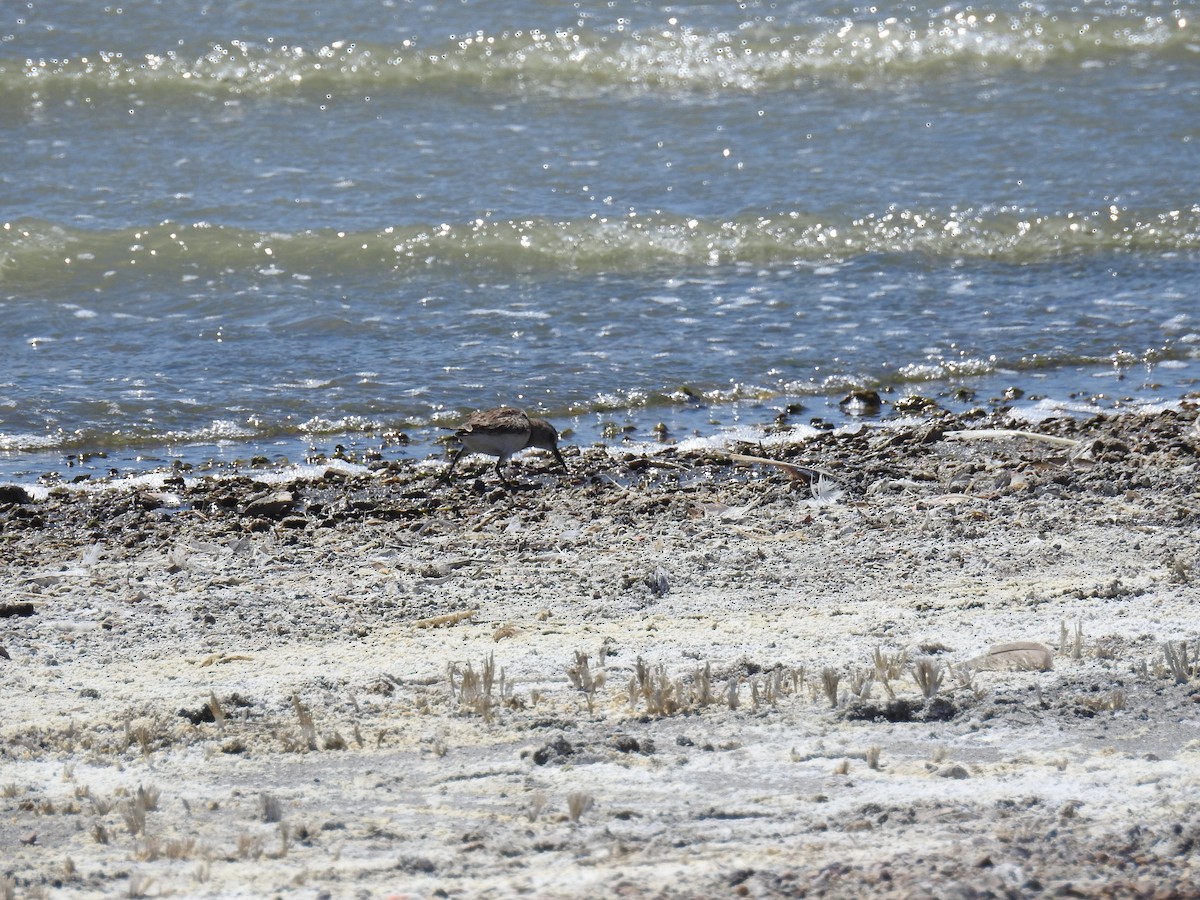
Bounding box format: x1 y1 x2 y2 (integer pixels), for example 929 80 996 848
2 407 1200 898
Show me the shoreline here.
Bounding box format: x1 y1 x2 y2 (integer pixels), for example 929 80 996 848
2 359 1196 488
3 407 1200 897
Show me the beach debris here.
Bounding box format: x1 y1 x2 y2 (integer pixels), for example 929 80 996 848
165 545 191 574
729 452 827 482
0 603 36 619
963 641 1053 672
78 543 104 567
728 453 844 504
414 608 477 629
808 472 845 506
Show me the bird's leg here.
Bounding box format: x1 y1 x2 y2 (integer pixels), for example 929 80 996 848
442 446 467 483
495 458 513 486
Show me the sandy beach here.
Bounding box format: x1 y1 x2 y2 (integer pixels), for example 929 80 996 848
3 406 1200 899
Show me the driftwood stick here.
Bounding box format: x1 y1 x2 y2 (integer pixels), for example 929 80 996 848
414 609 477 629
727 452 833 482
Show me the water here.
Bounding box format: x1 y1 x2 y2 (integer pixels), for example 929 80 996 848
2 1 1198 483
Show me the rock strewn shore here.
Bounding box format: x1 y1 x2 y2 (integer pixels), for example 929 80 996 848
2 408 1200 898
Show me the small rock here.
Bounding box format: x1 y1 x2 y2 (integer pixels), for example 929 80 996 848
964 641 1053 672
0 484 32 505
645 567 670 596
529 736 574 766
839 390 883 416
894 395 939 414
242 491 295 519
611 735 655 754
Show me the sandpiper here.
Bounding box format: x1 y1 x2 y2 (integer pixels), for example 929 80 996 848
443 407 568 484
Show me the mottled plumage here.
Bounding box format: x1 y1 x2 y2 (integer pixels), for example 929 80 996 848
443 407 567 484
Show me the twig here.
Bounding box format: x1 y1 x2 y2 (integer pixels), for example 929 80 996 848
414 609 477 629
727 453 836 483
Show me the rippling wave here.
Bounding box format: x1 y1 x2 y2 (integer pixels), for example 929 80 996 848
3 205 1197 287
1 11 1194 103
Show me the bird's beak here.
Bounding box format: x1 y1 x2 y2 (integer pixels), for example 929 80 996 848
552 445 568 474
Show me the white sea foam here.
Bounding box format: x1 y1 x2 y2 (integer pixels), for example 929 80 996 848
167 420 258 442
0 432 63 451
466 308 552 319
246 459 372 484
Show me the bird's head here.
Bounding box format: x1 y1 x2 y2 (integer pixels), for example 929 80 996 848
526 417 568 473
